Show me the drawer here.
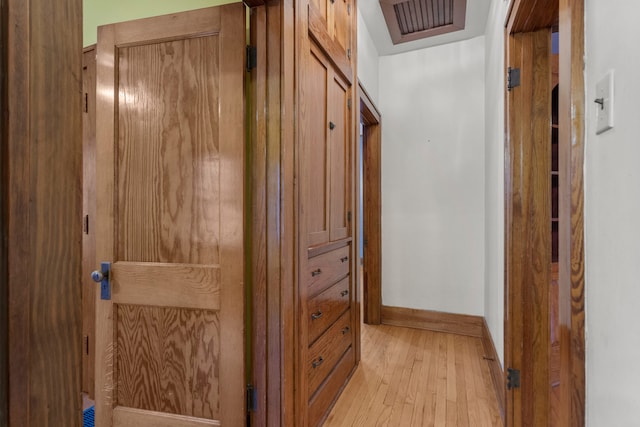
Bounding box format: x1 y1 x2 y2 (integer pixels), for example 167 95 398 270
307 276 350 345
308 346 356 427
307 309 352 396
307 245 350 298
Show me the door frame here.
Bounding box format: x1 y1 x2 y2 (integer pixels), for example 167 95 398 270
504 0 585 425
357 82 382 325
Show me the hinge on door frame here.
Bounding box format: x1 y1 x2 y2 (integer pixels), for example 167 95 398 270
83 335 89 355
84 93 88 113
347 48 351 60
246 384 257 413
347 98 352 110
347 3 351 15
246 45 257 72
347 211 352 222
83 214 89 235
507 367 521 390
507 67 521 91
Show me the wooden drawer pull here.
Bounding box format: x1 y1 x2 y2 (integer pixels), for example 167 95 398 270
311 268 322 277
312 356 324 369
311 311 323 320
341 326 350 335
340 256 349 263
340 289 349 297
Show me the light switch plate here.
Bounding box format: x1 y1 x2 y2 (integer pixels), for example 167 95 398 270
595 70 614 135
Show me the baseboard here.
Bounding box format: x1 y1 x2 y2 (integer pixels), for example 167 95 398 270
481 318 505 422
380 305 484 337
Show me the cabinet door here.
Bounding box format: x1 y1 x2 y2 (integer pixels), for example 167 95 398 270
333 0 351 56
329 72 350 241
307 45 331 247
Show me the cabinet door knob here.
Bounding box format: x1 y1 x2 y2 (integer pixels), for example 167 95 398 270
340 289 349 297
311 268 322 277
341 326 350 335
312 356 325 368
311 311 323 320
340 256 348 263
329 121 336 130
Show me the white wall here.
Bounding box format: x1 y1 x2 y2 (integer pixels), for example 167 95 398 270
483 0 509 366
379 37 486 316
585 1 640 425
357 10 380 106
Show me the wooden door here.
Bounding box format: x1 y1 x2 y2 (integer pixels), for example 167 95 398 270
505 28 552 427
94 5 246 426
329 72 350 241
82 46 97 399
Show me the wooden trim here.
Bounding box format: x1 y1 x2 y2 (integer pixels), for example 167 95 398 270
113 407 220 427
358 83 382 326
308 238 352 258
506 0 558 35
244 0 265 6
381 306 484 338
558 0 586 425
482 319 505 422
6 0 83 424
0 0 8 423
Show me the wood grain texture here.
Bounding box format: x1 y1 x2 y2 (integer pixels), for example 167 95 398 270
307 310 352 395
329 73 350 242
306 245 350 298
323 323 502 427
307 44 330 247
96 5 246 426
381 305 484 338
112 263 220 310
0 0 7 422
505 27 552 427
308 3 353 85
117 36 220 265
558 0 586 425
114 407 220 427
359 83 382 325
506 0 558 34
83 45 97 399
307 276 350 344
117 305 220 419
6 0 83 425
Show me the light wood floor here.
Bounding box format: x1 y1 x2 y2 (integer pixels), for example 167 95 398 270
322 323 503 427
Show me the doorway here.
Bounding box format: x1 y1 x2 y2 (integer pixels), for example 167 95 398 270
358 83 382 325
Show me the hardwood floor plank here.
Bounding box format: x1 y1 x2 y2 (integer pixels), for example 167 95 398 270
323 323 503 427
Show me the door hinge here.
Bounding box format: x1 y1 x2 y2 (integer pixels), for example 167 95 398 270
84 93 88 113
83 214 90 235
507 67 521 91
347 98 352 110
347 211 352 222
246 384 257 412
246 45 257 72
507 368 521 390
347 3 351 15
347 48 352 60
83 335 89 355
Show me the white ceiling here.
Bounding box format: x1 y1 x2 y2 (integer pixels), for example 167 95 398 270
358 0 493 56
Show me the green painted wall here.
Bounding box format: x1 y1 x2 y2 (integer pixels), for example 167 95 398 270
84 0 240 46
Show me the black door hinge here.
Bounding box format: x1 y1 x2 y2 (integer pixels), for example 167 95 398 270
507 67 520 91
84 93 89 113
347 211 352 222
246 46 257 72
507 368 521 390
347 98 352 110
246 384 257 413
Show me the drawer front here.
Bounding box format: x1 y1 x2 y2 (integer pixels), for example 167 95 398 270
307 276 350 345
307 245 350 297
307 309 352 395
308 345 356 427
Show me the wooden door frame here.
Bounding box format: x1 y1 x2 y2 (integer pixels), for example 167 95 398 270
358 82 382 325
504 0 585 426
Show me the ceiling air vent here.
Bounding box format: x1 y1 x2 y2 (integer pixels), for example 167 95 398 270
380 0 467 45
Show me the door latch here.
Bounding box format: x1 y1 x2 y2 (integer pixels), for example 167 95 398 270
91 262 111 300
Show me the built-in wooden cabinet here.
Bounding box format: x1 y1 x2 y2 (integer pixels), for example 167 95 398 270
297 0 358 425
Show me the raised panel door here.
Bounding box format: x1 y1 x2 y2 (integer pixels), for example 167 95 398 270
95 5 245 426
329 72 350 241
